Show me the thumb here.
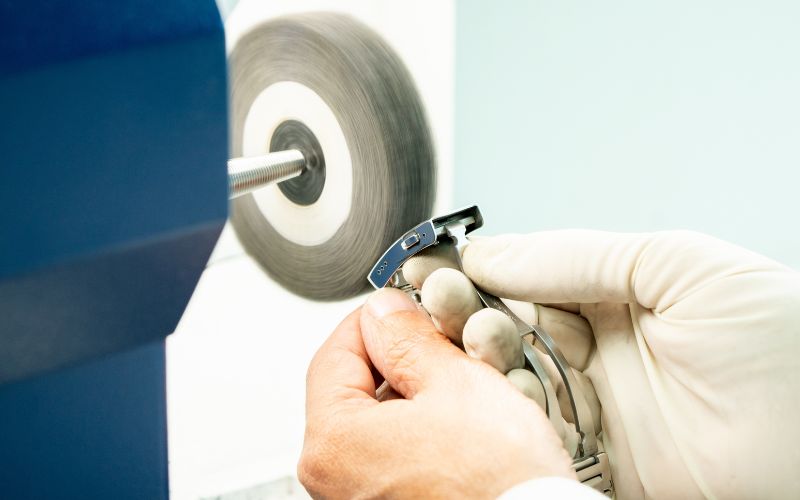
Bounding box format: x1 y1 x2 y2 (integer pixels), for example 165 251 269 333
463 230 789 311
462 231 651 306
361 288 470 399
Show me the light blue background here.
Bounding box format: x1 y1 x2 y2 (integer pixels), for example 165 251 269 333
456 1 799 269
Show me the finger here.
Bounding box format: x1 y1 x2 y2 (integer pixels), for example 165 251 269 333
402 241 459 289
306 308 378 419
464 230 789 311
462 308 524 373
420 268 482 345
462 231 651 305
573 370 602 436
527 341 572 424
559 418 581 458
506 368 546 410
499 298 539 324
536 305 594 371
360 288 471 399
554 368 602 443
533 345 601 434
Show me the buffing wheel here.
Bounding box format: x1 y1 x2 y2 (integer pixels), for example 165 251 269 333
229 13 436 300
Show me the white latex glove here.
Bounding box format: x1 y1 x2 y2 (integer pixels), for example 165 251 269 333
414 230 800 498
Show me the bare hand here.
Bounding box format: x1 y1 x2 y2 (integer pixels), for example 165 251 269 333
298 289 574 498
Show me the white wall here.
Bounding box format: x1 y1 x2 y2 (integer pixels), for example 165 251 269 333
456 1 800 268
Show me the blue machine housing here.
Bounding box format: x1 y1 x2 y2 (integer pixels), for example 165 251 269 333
0 0 228 383
0 0 228 498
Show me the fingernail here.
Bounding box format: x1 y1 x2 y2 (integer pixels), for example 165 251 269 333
364 288 417 319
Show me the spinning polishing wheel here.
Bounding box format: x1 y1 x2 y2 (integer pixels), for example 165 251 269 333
226 13 436 300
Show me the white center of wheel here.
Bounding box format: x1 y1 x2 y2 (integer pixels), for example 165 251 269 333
242 81 353 246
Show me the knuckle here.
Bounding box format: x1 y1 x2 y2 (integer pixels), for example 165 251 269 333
296 451 323 493
297 422 341 493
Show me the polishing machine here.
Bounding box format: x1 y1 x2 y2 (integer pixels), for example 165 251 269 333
0 3 435 498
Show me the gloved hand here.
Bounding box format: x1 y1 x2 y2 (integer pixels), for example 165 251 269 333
415 230 800 498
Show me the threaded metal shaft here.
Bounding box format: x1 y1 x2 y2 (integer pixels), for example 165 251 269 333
228 149 306 199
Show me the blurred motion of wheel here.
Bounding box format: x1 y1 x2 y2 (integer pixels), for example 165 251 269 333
228 12 436 300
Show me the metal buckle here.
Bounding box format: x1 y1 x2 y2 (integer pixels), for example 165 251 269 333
574 452 613 495
368 206 613 495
